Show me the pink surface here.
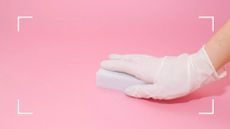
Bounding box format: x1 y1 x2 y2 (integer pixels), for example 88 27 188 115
0 0 230 129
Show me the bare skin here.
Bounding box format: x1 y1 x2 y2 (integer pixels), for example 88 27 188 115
205 18 230 70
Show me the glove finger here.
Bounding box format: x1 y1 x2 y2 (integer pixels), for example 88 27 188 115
109 54 154 63
101 60 143 78
125 84 170 100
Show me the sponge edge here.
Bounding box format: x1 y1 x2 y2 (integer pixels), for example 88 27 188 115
96 68 146 91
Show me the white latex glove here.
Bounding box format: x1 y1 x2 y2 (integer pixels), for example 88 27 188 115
101 46 227 100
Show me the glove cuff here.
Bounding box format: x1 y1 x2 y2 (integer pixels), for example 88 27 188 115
201 45 227 79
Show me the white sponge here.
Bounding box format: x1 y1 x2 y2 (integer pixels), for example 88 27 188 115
96 69 147 91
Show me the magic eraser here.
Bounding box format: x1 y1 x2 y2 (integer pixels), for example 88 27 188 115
96 68 146 91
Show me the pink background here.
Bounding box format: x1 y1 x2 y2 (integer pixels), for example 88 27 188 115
0 0 230 129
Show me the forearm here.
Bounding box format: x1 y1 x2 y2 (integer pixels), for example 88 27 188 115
205 18 230 70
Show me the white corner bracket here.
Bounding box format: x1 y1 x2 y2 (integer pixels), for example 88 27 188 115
198 97 215 115
198 16 215 32
17 99 33 115
17 16 33 32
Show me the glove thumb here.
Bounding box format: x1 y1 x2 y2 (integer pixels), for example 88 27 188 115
124 84 166 100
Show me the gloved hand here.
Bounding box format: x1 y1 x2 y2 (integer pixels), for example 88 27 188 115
100 46 227 100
